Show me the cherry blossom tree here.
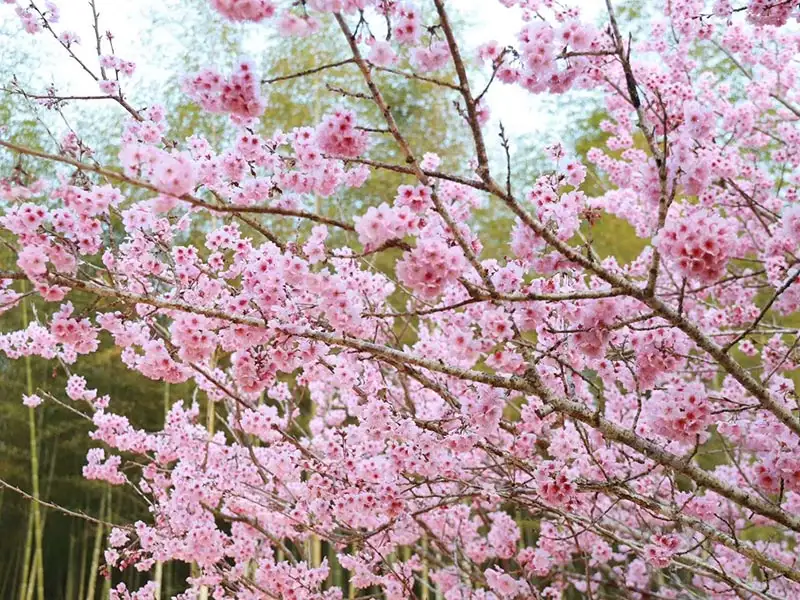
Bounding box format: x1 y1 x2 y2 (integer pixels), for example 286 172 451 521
2 0 800 598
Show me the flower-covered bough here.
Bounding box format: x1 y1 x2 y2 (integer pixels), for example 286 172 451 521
2 0 800 598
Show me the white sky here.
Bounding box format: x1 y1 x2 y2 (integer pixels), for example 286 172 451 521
5 0 605 147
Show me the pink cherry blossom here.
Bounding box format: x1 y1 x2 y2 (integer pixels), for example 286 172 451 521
210 0 276 22
1 1 800 598
22 394 43 408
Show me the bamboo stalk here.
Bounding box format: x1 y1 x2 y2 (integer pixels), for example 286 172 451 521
101 489 112 598
198 359 216 600
35 438 59 597
18 509 34 600
65 529 76 600
77 512 89 600
163 562 171 598
102 567 112 597
348 543 356 600
207 352 216 436
24 441 54 600
153 555 163 600
312 536 321 568
1 545 17 599
22 288 45 600
153 381 170 600
85 493 106 600
24 555 37 600
330 542 342 590
420 536 429 600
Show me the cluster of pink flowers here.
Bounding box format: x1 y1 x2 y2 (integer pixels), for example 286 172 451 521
0 279 21 317
4 0 800 598
392 5 422 45
569 298 620 359
395 184 432 213
396 238 466 300
66 374 98 402
367 39 397 67
534 462 578 508
315 108 369 158
152 151 197 197
513 18 599 95
746 0 796 26
484 568 527 599
355 203 410 249
488 512 521 559
644 535 681 568
5 184 116 283
410 41 450 73
210 0 276 22
237 404 286 442
57 29 79 46
353 184 434 249
22 394 43 408
13 5 43 34
306 0 371 12
16 246 48 279
645 382 712 444
100 54 136 77
184 59 265 119
83 448 126 485
631 327 690 390
109 581 157 600
655 208 737 284
511 174 587 266
49 302 99 356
